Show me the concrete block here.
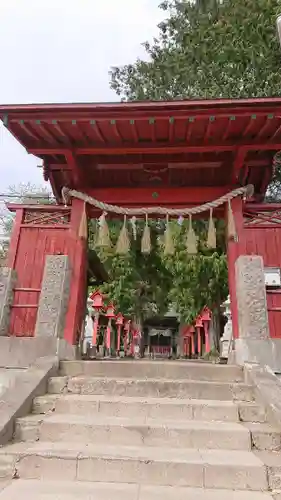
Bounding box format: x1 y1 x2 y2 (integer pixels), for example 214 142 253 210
16 454 77 481
139 485 274 500
0 357 57 446
14 415 43 442
239 403 267 423
0 480 139 500
66 376 253 402
37 415 251 450
255 451 281 491
32 395 58 415
48 377 68 394
42 394 238 422
77 451 204 487
245 423 281 451
60 360 244 382
0 268 16 337
202 449 268 490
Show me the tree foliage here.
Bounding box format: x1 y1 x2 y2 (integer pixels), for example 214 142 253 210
110 0 281 100
107 0 281 331
90 217 228 327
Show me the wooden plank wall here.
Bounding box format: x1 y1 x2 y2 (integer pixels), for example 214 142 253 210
7 203 88 342
10 225 70 337
244 226 281 339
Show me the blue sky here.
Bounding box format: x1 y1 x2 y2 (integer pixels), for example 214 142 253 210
0 0 163 192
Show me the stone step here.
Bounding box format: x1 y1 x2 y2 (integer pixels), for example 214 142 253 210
15 414 252 450
48 376 254 402
245 423 281 451
0 479 275 500
238 402 267 423
32 394 240 422
0 441 269 490
60 360 244 382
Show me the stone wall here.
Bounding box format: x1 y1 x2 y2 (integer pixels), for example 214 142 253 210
233 255 281 369
0 267 17 336
235 255 269 341
35 255 71 339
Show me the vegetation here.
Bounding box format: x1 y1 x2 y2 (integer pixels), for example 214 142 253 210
107 0 281 331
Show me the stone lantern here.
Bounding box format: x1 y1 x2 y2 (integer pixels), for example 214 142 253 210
220 295 233 361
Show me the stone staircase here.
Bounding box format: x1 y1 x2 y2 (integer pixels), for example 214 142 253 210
0 360 280 499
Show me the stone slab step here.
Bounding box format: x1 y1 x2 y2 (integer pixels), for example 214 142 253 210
15 414 251 450
0 479 275 500
245 423 281 451
49 376 254 401
60 360 244 382
0 441 268 490
32 394 240 421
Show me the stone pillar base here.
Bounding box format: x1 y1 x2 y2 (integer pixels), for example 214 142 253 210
233 338 281 372
0 337 76 369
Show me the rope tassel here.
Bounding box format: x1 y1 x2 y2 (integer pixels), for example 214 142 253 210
186 215 198 254
164 215 174 255
141 214 151 254
227 199 237 240
116 216 130 255
97 212 111 248
207 208 216 249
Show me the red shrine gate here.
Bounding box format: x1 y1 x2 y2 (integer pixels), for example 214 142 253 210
1 98 281 345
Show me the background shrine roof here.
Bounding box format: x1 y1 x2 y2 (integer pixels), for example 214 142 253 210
2 97 281 200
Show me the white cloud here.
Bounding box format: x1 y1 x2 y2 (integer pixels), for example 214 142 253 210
0 0 164 190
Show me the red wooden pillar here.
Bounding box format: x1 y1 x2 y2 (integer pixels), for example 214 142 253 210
64 198 88 345
226 197 245 339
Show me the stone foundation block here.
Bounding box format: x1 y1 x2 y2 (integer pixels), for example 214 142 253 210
35 255 71 339
0 268 16 336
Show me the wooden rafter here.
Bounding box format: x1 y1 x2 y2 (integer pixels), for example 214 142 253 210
256 116 271 138
64 151 82 186
90 121 106 143
17 121 41 141
39 122 59 143
110 120 122 141
231 148 248 184
242 116 257 137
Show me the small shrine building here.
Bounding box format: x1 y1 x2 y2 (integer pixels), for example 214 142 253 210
1 98 281 365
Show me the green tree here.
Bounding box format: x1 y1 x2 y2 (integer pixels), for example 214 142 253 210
110 0 281 100
105 0 281 347
89 219 172 328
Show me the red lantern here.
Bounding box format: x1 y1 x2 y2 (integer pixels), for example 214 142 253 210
201 307 211 322
124 319 131 332
201 307 211 354
195 315 203 328
115 313 124 354
115 313 124 326
89 290 104 310
105 303 115 318
195 315 203 357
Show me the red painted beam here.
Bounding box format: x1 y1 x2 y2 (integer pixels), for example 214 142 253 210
28 141 281 157
244 203 281 211
2 97 281 121
6 204 69 213
84 186 234 206
65 151 82 186
95 161 223 171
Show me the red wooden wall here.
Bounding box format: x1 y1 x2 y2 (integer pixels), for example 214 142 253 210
6 201 87 343
243 213 281 339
